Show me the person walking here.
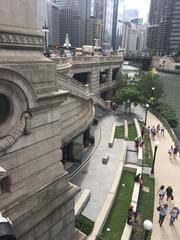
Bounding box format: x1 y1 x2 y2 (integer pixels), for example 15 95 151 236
166 186 173 202
156 124 160 136
161 127 165 136
169 206 179 225
168 146 174 160
173 145 178 160
158 185 166 204
158 204 168 227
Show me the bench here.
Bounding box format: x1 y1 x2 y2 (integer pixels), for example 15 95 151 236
102 154 109 164
108 123 116 147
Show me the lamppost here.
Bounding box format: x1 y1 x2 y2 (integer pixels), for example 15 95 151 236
151 87 155 105
144 104 149 126
42 21 49 57
143 220 152 240
151 141 159 174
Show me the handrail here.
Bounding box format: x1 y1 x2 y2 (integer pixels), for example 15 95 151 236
57 72 90 100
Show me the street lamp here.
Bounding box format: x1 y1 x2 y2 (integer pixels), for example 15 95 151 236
151 87 155 104
151 141 159 174
42 21 49 57
144 104 149 126
143 220 152 240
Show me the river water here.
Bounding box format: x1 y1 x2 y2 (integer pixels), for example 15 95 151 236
122 63 180 140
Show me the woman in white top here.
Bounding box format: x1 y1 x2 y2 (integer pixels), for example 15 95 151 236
158 185 166 204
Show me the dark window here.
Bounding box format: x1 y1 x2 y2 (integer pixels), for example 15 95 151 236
0 94 11 125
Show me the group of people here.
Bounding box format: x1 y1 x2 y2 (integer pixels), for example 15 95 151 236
168 145 179 160
157 185 179 226
147 124 165 139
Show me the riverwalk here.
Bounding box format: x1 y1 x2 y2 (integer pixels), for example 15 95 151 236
72 105 180 240
146 110 180 240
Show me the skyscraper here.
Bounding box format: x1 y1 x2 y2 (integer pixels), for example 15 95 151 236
112 0 124 51
57 0 87 47
47 0 59 45
124 9 139 22
147 0 180 56
94 0 114 49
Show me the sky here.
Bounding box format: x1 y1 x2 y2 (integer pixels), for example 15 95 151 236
124 0 151 23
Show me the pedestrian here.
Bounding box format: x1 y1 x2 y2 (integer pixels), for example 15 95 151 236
169 206 179 225
141 127 145 138
156 124 160 136
127 205 137 226
161 127 165 136
173 145 178 160
151 126 156 140
134 173 143 189
147 126 151 134
158 203 168 227
166 186 173 202
158 185 166 204
168 146 174 160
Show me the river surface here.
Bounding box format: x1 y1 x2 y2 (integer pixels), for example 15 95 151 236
122 63 180 140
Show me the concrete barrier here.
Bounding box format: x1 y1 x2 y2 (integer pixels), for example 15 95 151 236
108 123 116 148
124 120 128 140
134 118 141 137
121 165 142 240
75 189 91 216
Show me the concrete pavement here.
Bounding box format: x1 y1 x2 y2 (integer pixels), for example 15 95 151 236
145 110 180 240
133 105 180 239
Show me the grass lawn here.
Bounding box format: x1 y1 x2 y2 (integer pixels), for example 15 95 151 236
130 174 155 240
143 130 153 167
75 214 94 235
115 126 124 139
96 170 135 240
128 123 137 141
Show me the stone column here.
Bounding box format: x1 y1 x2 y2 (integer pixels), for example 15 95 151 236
89 66 100 93
107 66 113 83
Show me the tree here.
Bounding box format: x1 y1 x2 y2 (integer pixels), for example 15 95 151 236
134 71 164 105
113 85 142 113
116 72 131 88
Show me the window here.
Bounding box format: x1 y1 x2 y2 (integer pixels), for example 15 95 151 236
0 94 11 125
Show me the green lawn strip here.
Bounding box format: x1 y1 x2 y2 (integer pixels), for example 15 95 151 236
143 131 153 167
75 214 94 235
115 126 124 139
128 123 137 141
131 174 155 240
97 170 135 240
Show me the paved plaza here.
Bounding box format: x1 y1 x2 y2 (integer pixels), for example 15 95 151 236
72 106 180 240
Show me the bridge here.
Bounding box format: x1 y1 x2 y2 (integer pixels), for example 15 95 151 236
123 55 152 70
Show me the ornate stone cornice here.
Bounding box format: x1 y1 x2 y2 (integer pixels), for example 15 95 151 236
0 31 43 50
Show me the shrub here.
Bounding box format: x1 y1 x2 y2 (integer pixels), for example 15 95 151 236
154 103 178 128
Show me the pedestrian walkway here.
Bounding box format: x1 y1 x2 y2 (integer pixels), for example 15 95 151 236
71 114 125 221
132 104 180 240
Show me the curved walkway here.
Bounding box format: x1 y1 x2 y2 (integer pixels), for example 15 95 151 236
133 105 180 239
146 110 180 240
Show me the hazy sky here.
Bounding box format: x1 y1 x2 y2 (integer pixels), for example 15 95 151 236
124 0 151 23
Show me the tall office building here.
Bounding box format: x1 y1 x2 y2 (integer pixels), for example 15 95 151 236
147 0 180 56
37 0 59 46
47 0 59 45
86 17 102 46
94 0 114 49
57 0 87 47
112 0 124 51
37 0 48 30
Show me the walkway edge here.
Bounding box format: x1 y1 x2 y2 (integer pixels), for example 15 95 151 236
87 141 127 240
